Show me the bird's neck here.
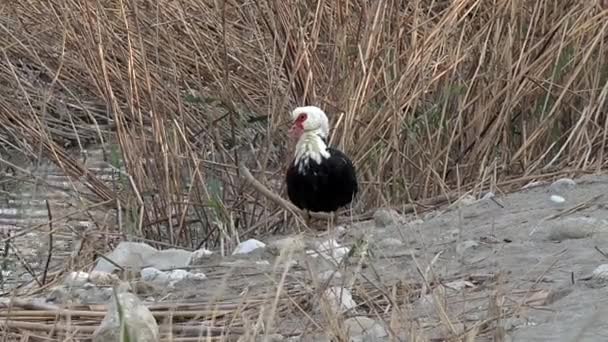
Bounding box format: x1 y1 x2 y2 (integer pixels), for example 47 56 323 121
294 130 331 169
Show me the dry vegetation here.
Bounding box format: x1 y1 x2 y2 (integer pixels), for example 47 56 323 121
1 0 607 244
0 0 607 340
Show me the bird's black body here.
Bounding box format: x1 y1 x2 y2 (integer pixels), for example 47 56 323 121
286 147 358 213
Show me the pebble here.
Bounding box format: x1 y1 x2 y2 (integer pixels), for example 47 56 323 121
309 239 350 264
188 248 213 265
232 239 266 255
549 195 566 204
584 264 608 288
343 317 388 342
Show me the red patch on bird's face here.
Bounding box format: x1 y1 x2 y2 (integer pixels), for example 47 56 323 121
289 113 307 139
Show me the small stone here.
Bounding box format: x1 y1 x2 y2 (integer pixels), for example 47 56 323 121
232 239 266 255
344 317 388 342
93 242 193 273
88 271 120 286
373 208 402 228
92 292 159 342
586 264 608 288
141 267 169 284
322 286 357 313
549 195 566 204
315 239 350 264
188 248 213 265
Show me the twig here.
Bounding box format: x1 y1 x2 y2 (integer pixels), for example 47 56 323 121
42 200 53 286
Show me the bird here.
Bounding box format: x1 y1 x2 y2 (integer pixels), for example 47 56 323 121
285 106 358 228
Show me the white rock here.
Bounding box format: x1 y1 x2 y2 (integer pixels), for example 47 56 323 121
315 239 350 264
88 271 120 286
64 271 90 287
550 195 566 204
92 292 159 342
344 316 388 342
141 267 206 287
168 269 190 281
232 239 266 255
141 267 169 283
93 242 193 273
188 248 213 265
587 264 608 288
323 287 357 313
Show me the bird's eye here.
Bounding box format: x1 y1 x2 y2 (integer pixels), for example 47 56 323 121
296 113 307 123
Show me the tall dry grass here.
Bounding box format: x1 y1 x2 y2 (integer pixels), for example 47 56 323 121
0 0 607 246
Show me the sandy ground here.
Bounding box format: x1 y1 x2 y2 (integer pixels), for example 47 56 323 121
2 149 608 340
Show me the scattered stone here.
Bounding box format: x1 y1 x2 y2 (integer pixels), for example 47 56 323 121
232 239 266 255
188 248 213 265
373 208 403 227
547 217 607 241
344 316 388 342
322 286 357 313
550 178 576 194
140 267 206 288
92 291 159 342
549 194 566 204
582 264 608 288
93 242 192 273
308 239 350 264
89 271 121 286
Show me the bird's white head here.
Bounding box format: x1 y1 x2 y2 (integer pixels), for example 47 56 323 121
288 106 331 169
288 106 329 141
